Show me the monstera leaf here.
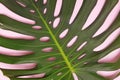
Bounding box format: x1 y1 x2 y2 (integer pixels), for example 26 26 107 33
0 0 120 80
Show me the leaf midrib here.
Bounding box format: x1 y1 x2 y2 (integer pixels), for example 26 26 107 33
31 1 74 73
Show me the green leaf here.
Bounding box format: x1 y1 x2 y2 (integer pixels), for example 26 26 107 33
0 0 120 80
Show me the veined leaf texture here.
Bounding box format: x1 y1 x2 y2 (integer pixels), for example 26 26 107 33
0 0 120 80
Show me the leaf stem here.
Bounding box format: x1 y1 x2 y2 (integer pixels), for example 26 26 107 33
31 1 74 73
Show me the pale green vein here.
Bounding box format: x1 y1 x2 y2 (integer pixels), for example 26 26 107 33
58 70 70 80
31 1 74 73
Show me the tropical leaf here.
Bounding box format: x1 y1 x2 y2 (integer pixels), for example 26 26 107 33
0 0 120 80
